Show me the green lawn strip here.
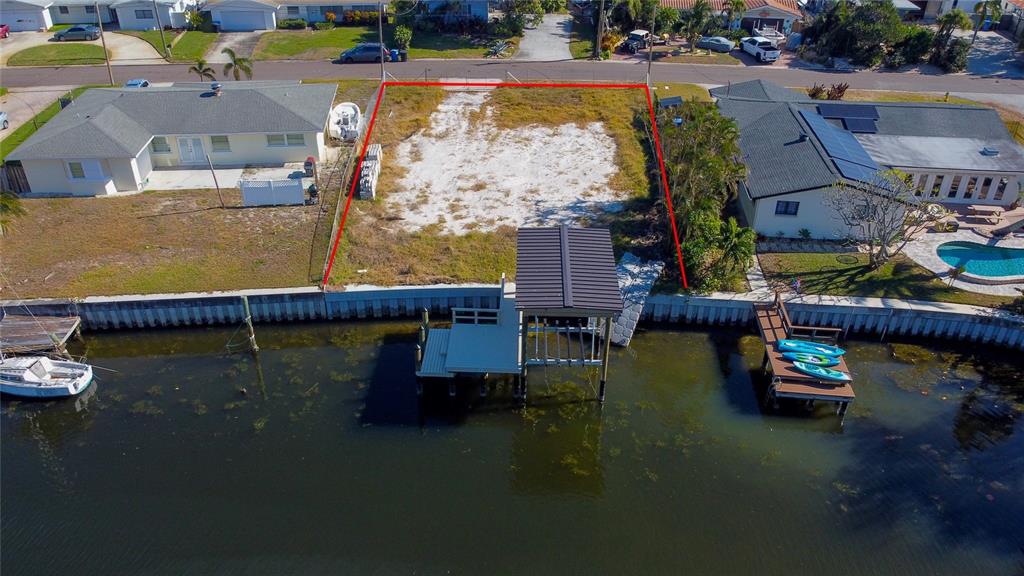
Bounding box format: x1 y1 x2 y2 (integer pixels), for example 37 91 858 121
657 51 741 65
6 44 109 66
0 85 99 162
569 14 595 59
403 28 495 59
0 87 8 97
758 252 1013 308
48 24 72 31
254 27 377 60
649 82 712 102
172 31 218 62
116 30 181 59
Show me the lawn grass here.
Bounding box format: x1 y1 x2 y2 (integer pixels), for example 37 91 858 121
758 252 1014 308
656 50 741 65
649 82 712 102
569 13 594 59
48 24 72 32
254 25 503 60
0 85 97 162
116 29 179 59
2 190 327 298
0 87 8 97
6 44 109 66
170 31 219 62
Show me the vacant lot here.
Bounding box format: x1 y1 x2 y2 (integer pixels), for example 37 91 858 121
254 27 500 60
327 85 673 287
7 44 108 66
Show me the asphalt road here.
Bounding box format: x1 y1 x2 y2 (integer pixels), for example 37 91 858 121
3 59 1023 94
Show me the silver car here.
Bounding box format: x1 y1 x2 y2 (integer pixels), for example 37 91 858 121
340 43 389 64
54 25 101 41
696 36 735 53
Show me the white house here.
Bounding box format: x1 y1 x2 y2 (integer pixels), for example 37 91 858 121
0 0 193 30
207 0 279 30
111 0 195 29
277 0 381 23
48 0 116 25
6 81 337 197
0 0 54 31
713 80 1024 239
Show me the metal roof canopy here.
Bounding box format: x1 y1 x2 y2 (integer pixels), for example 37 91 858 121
515 226 624 318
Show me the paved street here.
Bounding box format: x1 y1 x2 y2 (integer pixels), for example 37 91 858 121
2 58 1022 94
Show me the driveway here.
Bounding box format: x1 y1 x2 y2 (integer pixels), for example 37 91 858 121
514 14 572 62
956 29 1024 79
206 32 265 64
0 85 77 134
0 30 164 66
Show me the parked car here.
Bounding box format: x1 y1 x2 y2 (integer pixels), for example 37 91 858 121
340 43 390 63
620 29 666 53
54 26 101 41
124 79 150 88
740 36 781 63
695 36 735 53
1 111 8 130
1 24 10 39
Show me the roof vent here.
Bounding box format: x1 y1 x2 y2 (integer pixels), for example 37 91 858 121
211 82 223 96
798 132 808 143
980 146 999 157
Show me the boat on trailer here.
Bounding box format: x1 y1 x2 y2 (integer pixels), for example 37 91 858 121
0 356 94 398
328 102 362 141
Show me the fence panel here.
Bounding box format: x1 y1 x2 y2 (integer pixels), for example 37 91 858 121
239 179 305 207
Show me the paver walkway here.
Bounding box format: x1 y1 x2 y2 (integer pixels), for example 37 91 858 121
514 15 572 62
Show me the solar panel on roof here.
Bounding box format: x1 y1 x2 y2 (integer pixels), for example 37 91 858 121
833 159 879 184
843 117 878 133
817 103 879 120
799 110 879 168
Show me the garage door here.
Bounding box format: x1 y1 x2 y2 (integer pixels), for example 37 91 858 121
2 10 44 32
219 10 268 31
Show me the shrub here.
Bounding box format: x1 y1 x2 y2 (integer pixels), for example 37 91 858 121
601 32 623 53
883 49 906 69
341 10 379 25
540 0 562 12
826 82 848 100
314 21 334 30
798 228 811 240
277 18 307 29
325 11 336 23
898 25 933 64
393 24 412 50
940 37 970 72
1002 289 1024 316
806 83 827 99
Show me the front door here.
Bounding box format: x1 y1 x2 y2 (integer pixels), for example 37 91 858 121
177 137 205 165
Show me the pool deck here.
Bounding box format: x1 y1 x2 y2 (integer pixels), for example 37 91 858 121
903 228 1024 296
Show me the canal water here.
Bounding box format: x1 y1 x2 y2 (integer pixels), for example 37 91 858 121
2 322 1023 575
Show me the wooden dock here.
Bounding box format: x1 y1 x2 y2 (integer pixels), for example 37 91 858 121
753 294 854 422
0 313 82 355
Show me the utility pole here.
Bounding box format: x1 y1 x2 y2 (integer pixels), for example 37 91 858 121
206 153 225 208
378 1 386 81
95 2 114 86
152 0 169 59
646 0 656 89
595 0 606 60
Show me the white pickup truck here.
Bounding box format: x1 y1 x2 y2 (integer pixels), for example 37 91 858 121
740 36 781 63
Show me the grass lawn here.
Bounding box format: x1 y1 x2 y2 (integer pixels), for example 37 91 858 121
652 46 741 65
116 30 177 58
48 24 72 32
758 252 1014 308
569 13 594 59
2 190 327 298
0 86 97 162
254 26 503 60
171 31 219 62
0 87 8 97
649 82 712 102
6 44 109 66
326 85 678 286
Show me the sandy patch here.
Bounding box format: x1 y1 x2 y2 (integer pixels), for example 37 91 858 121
388 91 624 234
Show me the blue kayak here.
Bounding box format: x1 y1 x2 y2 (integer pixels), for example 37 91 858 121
782 351 840 367
792 361 851 382
778 339 845 357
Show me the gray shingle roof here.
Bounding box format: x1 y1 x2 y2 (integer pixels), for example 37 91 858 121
709 79 809 102
515 226 624 315
7 82 336 161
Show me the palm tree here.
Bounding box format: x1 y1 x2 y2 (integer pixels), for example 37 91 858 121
971 0 1002 44
681 0 713 52
723 0 745 30
933 9 971 50
189 58 216 82
717 217 756 273
221 48 253 81
0 191 26 236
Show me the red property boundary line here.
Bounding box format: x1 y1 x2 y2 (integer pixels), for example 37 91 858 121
321 80 689 289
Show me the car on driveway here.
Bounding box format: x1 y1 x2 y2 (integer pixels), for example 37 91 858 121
696 36 735 53
54 26 100 41
124 79 150 88
340 43 389 63
621 29 666 54
1 24 10 39
740 36 780 63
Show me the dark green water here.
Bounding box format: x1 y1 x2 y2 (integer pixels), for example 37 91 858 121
2 322 1023 575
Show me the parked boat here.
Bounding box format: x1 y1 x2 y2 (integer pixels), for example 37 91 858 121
781 351 840 367
778 339 846 357
0 356 94 398
791 361 851 382
328 102 362 141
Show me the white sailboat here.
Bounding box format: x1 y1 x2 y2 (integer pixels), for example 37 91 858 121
0 356 94 398
328 102 362 141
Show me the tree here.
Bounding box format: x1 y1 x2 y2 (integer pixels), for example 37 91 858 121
680 0 713 52
393 24 412 50
972 0 1002 44
932 9 971 53
723 0 745 30
825 170 941 269
189 58 216 82
221 48 253 81
655 6 680 35
717 216 756 273
0 190 26 236
185 10 205 30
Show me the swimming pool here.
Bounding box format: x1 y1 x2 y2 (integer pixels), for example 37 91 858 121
937 241 1024 278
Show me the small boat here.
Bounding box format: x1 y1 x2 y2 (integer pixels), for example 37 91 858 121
328 102 362 141
778 339 846 357
0 356 94 398
791 361 851 382
781 351 840 367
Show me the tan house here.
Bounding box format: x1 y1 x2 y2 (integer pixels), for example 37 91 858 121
7 81 337 197
659 0 803 32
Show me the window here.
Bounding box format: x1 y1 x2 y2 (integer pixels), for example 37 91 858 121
978 176 993 200
286 133 304 146
287 5 299 14
68 162 86 179
947 175 962 198
268 134 305 147
963 176 977 199
267 134 286 147
150 136 171 153
930 175 944 197
135 9 154 18
994 177 1008 201
85 5 95 13
210 135 231 152
775 201 799 216
58 6 69 13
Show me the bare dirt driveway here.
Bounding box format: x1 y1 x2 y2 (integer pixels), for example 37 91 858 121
0 30 164 66
514 14 573 62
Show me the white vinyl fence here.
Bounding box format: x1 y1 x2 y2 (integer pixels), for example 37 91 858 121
240 179 305 207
